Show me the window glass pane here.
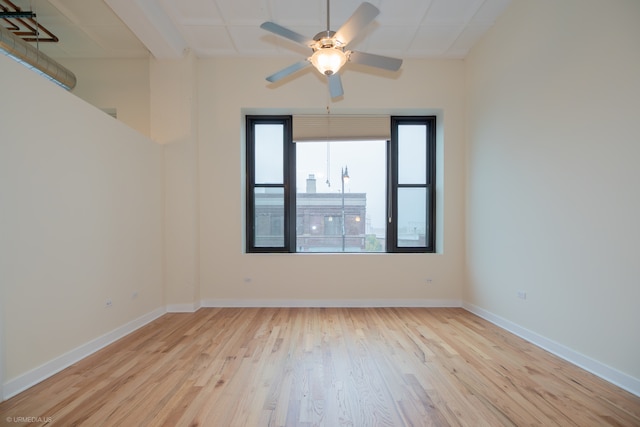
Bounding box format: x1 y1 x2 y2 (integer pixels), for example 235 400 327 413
295 140 386 253
397 187 427 247
255 124 284 184
254 187 284 247
398 125 426 184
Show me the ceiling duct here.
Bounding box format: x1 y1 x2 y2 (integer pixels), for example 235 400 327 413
0 24 76 90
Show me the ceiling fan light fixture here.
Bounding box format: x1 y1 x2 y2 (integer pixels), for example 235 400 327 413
261 1 401 98
310 48 347 76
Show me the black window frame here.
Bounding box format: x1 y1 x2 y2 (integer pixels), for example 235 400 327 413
387 116 437 252
245 115 295 253
246 114 436 253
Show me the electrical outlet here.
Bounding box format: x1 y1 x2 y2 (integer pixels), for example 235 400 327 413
132 291 139 299
517 291 527 300
105 298 113 308
425 278 433 285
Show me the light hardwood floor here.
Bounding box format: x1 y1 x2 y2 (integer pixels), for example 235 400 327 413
1 308 639 426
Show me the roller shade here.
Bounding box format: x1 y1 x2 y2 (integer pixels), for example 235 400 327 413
293 115 390 141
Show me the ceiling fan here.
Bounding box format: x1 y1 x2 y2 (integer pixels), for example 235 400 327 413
260 0 403 99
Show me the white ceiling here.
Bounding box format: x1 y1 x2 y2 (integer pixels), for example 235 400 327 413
5 0 511 60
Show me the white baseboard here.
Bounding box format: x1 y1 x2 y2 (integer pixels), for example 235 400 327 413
462 302 640 398
2 307 166 401
201 299 462 308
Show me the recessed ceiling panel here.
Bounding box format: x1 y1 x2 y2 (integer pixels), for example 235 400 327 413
228 25 280 55
214 0 268 25
423 0 484 24
471 0 512 24
376 0 433 26
362 25 417 55
162 0 223 25
182 25 233 51
269 0 323 27
409 24 463 56
329 0 373 29
163 0 222 24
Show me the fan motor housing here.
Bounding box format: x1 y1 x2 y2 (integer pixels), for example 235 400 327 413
313 30 336 41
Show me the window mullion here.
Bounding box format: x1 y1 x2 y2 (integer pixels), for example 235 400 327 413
387 138 396 250
285 121 296 253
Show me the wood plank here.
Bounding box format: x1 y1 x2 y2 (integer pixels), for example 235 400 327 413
1 308 638 426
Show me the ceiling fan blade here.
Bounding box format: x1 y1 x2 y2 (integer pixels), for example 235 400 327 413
260 22 314 47
348 51 403 71
328 73 343 98
334 2 379 47
266 60 311 83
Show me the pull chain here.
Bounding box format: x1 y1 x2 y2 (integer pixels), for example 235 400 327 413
326 105 331 187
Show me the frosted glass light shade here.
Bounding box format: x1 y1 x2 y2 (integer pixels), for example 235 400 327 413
310 48 347 75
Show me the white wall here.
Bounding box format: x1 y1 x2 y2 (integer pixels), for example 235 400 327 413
0 54 164 396
150 54 201 311
59 58 151 137
466 0 640 390
197 58 467 305
61 55 203 311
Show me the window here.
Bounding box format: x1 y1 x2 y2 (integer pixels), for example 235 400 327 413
389 117 436 252
246 115 435 253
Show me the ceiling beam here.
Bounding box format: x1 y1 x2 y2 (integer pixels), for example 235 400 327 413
104 0 186 59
